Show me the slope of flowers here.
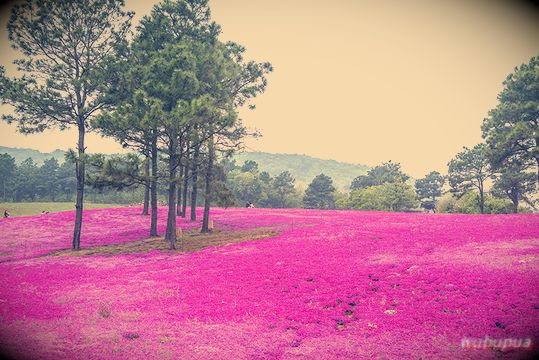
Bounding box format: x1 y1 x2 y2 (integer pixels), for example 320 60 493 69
0 208 538 359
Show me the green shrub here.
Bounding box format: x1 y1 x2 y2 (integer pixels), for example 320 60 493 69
348 182 418 212
437 192 516 214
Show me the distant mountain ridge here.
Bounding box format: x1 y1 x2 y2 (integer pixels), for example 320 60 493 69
0 146 369 190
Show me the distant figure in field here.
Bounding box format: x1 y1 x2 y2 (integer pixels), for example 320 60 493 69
41 210 49 214
245 202 255 208
3 210 9 218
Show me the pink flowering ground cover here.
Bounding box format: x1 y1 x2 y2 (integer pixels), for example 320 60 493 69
0 208 538 359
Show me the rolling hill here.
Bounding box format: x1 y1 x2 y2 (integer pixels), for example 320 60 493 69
233 151 368 190
0 145 65 165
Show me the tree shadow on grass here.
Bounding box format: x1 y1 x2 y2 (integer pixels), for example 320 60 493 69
48 227 279 257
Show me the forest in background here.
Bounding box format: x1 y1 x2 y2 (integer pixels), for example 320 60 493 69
0 148 535 215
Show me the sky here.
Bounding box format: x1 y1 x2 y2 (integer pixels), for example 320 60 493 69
1 0 539 177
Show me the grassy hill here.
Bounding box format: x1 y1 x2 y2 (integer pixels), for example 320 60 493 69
0 146 368 190
0 202 120 217
234 151 368 190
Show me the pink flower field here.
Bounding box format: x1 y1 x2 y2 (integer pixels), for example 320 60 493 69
0 207 538 359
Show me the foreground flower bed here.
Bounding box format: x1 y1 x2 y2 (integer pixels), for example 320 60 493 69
0 207 538 359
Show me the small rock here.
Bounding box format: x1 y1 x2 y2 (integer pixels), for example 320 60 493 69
290 339 301 348
124 332 140 340
335 319 347 331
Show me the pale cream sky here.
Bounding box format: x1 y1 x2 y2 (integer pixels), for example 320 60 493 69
1 0 539 177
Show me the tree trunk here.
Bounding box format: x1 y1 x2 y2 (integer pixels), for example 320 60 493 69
181 161 189 217
143 155 150 215
201 138 214 233
164 140 178 250
176 164 183 216
72 124 85 250
190 145 200 221
150 132 158 237
478 182 485 214
510 192 519 214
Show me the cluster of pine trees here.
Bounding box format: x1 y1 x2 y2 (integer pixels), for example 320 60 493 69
0 0 271 250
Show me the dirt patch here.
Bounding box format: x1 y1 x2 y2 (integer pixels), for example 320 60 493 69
49 227 279 257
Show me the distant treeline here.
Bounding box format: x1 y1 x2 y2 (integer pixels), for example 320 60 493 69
1 152 535 214
0 155 143 204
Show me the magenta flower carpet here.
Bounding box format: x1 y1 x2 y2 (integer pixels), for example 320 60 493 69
0 207 538 359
